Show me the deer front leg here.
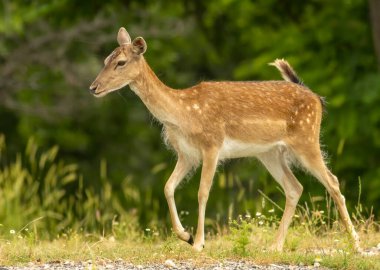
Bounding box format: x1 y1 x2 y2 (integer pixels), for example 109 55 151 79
193 148 219 251
164 155 193 243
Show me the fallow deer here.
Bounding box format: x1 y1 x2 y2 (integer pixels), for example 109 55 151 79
89 27 361 252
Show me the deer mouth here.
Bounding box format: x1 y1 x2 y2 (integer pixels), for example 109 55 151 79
89 81 131 98
93 91 109 98
89 84 109 98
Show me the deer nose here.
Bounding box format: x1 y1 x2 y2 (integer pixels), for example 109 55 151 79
89 83 98 93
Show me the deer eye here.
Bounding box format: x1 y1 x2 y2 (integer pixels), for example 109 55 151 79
117 60 127 67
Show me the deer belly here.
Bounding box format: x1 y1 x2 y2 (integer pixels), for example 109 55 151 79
219 138 286 159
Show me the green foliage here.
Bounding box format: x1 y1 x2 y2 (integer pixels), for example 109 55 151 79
228 216 251 256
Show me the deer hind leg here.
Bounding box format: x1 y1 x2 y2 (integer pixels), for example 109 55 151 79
258 147 303 251
192 147 219 251
292 143 362 252
164 154 194 243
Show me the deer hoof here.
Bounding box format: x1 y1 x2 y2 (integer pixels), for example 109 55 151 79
186 234 194 245
192 243 204 252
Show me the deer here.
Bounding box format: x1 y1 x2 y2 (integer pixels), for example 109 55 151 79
89 27 362 253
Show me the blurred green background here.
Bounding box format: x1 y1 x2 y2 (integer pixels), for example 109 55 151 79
0 0 379 236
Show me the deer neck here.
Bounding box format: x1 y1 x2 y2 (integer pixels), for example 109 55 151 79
129 59 179 125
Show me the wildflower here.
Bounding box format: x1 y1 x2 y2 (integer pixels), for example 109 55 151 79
256 212 262 217
245 214 251 219
10 230 15 234
145 228 151 232
268 209 275 213
294 214 299 218
258 221 264 226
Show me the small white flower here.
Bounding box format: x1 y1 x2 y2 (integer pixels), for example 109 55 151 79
268 209 275 213
10 230 15 234
145 228 151 232
258 221 264 225
320 210 324 214
256 212 261 217
245 214 251 219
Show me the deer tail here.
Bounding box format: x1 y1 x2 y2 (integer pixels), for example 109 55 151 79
269 58 304 86
269 58 327 110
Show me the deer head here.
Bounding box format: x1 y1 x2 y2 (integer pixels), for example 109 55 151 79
89 27 147 97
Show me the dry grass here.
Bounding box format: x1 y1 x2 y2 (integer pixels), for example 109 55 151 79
0 222 379 270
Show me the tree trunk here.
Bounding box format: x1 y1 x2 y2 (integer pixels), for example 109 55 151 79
369 0 380 70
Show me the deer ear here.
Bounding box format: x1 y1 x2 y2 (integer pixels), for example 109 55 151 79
117 27 131 45
132 37 147 55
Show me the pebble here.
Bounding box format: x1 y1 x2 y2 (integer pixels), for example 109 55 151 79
164 259 176 268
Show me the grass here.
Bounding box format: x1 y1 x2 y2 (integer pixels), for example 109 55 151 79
1 135 379 269
0 215 379 270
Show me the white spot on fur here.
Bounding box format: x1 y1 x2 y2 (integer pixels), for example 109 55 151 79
193 104 200 110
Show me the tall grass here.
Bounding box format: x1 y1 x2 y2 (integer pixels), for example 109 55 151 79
0 134 140 238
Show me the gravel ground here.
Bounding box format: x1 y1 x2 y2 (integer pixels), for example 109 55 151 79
0 260 327 270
